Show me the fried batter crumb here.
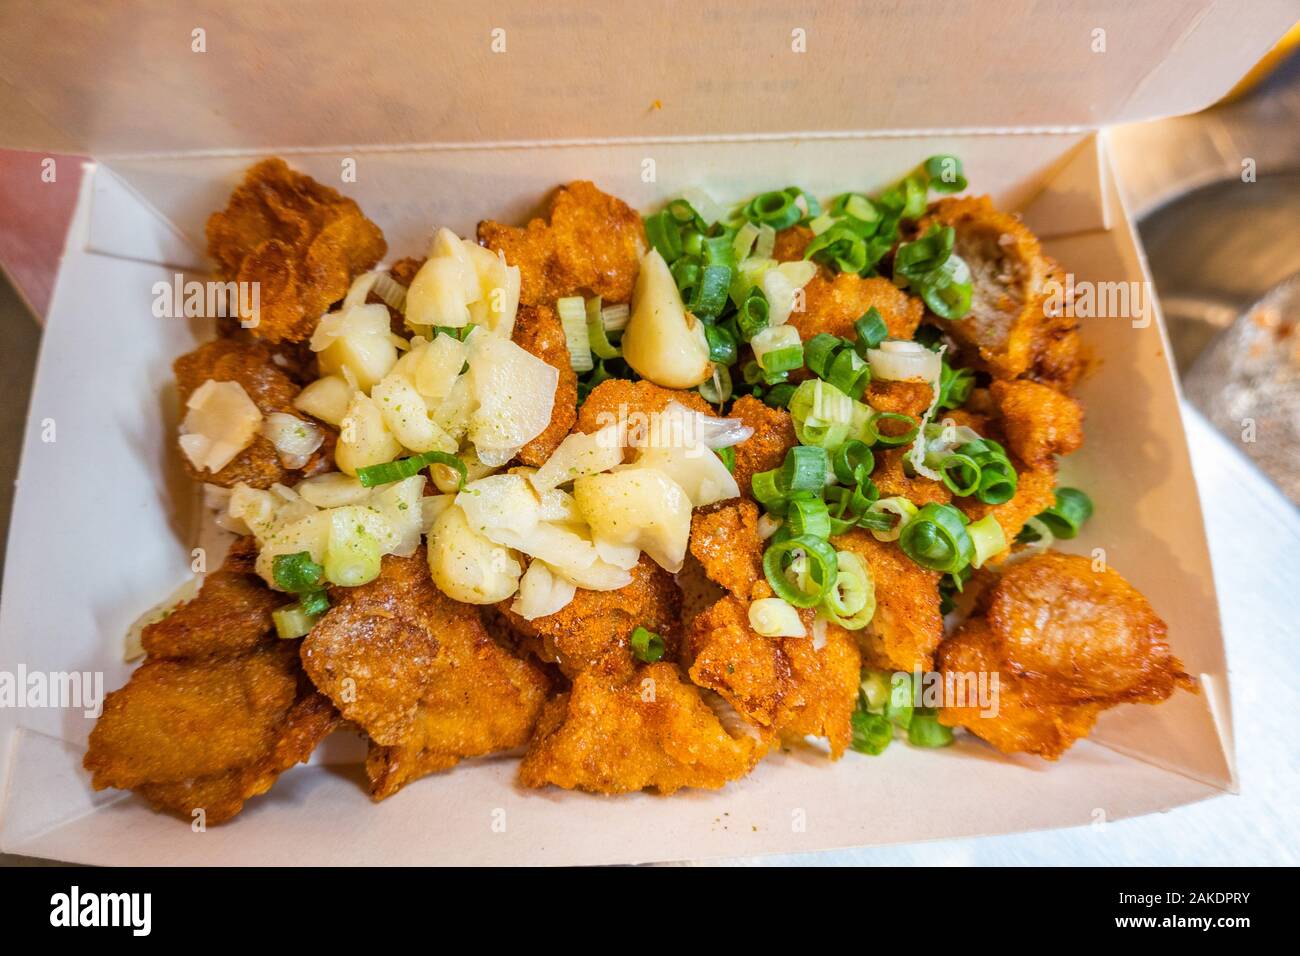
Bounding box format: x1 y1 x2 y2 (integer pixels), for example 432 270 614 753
990 379 1084 467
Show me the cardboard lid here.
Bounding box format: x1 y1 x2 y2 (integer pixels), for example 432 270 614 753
0 1 1293 156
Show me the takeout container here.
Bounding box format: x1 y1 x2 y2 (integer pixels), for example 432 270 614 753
0 1 1290 866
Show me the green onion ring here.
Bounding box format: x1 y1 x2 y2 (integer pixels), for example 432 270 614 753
867 412 921 447
823 550 876 629
1036 487 1094 539
832 440 875 485
938 453 982 497
778 445 829 494
762 534 839 608
898 503 974 574
787 496 832 539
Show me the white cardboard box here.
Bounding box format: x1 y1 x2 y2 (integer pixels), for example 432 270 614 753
0 1 1292 865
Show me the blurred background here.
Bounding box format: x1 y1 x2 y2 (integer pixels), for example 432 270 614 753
1 28 1297 867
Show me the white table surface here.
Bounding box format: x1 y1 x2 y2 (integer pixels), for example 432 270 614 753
688 406 1300 866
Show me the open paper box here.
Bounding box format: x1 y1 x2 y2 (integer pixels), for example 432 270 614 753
0 2 1290 865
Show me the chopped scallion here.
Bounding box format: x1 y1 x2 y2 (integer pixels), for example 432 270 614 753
630 625 665 663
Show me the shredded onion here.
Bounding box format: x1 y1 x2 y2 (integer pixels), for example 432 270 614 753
694 412 756 449
371 272 408 313
922 419 982 467
600 302 630 332
679 186 726 227
906 343 948 480
631 401 753 451
866 340 942 383
123 577 200 662
343 271 379 310
811 614 828 651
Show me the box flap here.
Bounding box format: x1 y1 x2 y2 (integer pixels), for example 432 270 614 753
0 1 1292 156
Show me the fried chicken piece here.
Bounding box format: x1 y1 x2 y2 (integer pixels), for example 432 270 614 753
792 273 923 343
206 158 386 344
990 553 1192 703
727 395 797 499
498 554 682 679
832 528 944 672
134 691 339 823
990 379 1084 467
690 499 764 600
479 181 645 306
512 303 578 465
88 642 300 793
773 225 815 262
519 662 763 793
141 538 282 659
920 196 1080 383
871 447 952 506
173 336 334 488
85 543 338 823
688 595 861 757
300 549 549 799
954 459 1057 558
938 620 1103 760
939 553 1194 758
865 379 933 421
1033 315 1088 391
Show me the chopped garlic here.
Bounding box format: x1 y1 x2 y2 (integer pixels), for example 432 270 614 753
313 301 398 392
427 503 522 604
530 424 624 493
335 392 403 477
178 379 263 474
371 371 457 454
573 467 692 573
511 560 577 621
261 412 323 469
467 330 558 465
293 374 354 427
749 598 807 638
